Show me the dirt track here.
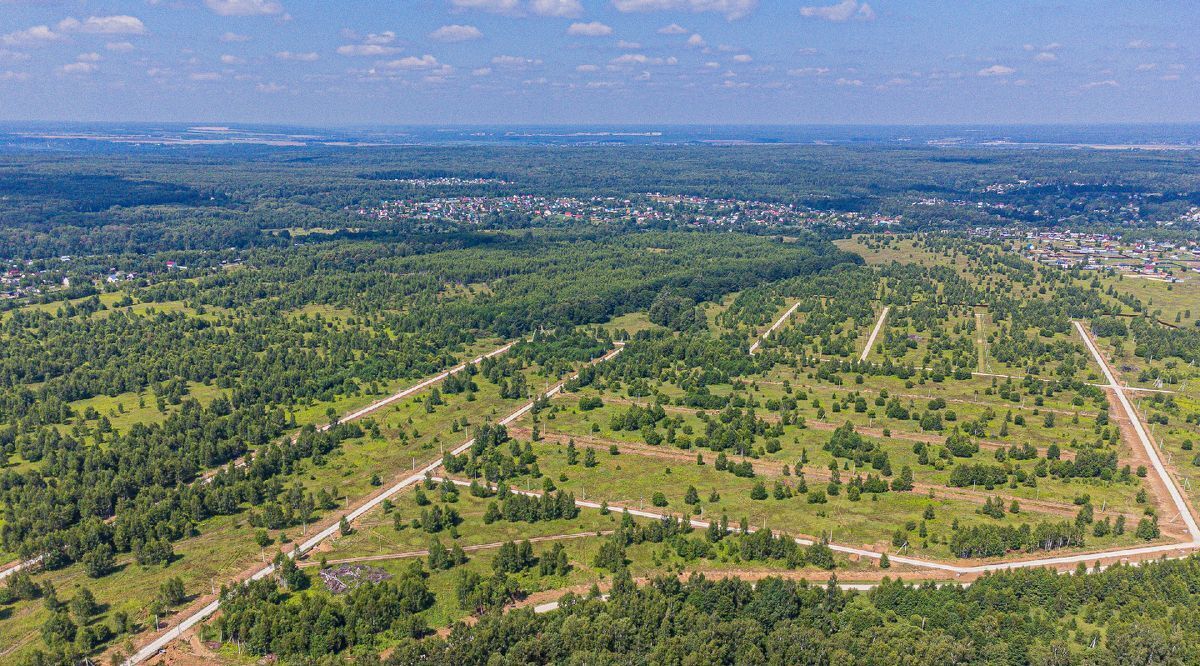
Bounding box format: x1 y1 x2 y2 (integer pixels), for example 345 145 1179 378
595 394 1076 461
510 427 1141 525
298 530 614 567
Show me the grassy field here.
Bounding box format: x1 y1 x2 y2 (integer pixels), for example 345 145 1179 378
503 437 1147 561
836 237 963 271
531 394 1144 522
1100 271 1200 324
67 382 227 439
312 483 618 562
599 311 662 337
267 483 885 648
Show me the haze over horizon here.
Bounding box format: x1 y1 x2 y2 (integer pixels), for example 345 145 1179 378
1 0 1198 126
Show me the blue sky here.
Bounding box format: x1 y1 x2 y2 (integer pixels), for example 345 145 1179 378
1 0 1197 125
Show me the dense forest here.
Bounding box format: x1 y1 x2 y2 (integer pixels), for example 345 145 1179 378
396 558 1200 665
199 556 1200 665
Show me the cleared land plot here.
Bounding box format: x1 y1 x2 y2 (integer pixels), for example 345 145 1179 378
496 431 1148 562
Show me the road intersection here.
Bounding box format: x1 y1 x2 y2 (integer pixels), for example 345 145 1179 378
121 316 1199 663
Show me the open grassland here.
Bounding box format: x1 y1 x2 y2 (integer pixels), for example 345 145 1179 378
526 392 1146 525
1100 271 1200 324
503 437 1146 561
599 311 661 337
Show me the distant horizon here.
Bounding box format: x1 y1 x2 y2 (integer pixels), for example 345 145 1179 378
5 120 1200 150
7 120 1200 129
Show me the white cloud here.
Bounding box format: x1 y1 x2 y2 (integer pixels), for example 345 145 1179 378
567 22 613 37
220 32 251 43
530 0 583 17
221 54 244 64
106 41 135 52
449 0 519 13
256 81 286 92
1126 39 1151 49
617 40 641 49
430 24 483 42
2 25 63 47
686 33 706 47
732 53 752 63
835 77 862 86
1080 79 1118 89
471 66 492 76
1136 63 1157 71
0 70 30 81
657 23 688 34
57 15 146 35
576 63 600 72
275 50 319 61
1034 52 1056 62
204 0 284 16
382 54 446 70
977 64 1015 76
76 52 102 62
59 61 98 75
612 0 757 20
337 44 402 56
609 53 677 66
787 66 829 76
799 0 874 22
364 32 396 45
190 71 221 81
0 49 31 62
491 54 542 67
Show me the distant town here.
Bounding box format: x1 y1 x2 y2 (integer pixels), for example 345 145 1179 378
355 192 901 230
977 228 1200 281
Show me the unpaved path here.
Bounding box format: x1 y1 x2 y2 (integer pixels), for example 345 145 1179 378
593 394 1074 461
298 530 614 567
512 427 1137 524
861 306 890 361
1076 321 1200 542
749 301 802 354
120 347 624 665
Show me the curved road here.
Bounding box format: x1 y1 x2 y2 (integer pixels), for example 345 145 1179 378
438 476 1198 576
